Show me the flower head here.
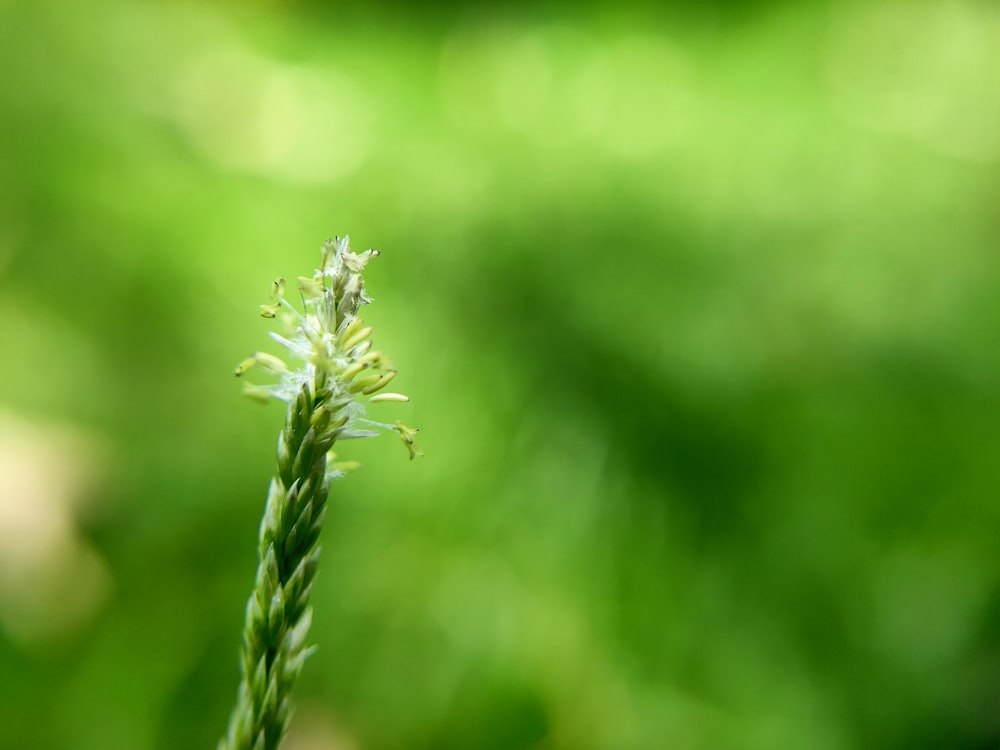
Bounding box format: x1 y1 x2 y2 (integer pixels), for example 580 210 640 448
235 236 420 460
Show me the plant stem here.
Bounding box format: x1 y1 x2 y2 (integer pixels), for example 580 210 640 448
220 374 337 750
219 237 419 749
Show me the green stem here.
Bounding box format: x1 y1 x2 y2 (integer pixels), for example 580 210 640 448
221 236 419 749
220 377 337 750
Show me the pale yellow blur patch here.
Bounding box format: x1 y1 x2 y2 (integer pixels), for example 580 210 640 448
170 42 373 184
827 1 1000 163
282 706 359 750
0 413 111 647
123 4 374 185
439 22 696 157
493 31 554 133
578 34 697 159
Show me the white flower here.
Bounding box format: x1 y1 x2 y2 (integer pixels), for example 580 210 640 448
235 236 420 459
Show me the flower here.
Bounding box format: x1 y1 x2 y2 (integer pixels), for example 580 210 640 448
235 236 420 460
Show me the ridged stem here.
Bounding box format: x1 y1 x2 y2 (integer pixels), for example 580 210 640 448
220 374 338 750
221 236 419 749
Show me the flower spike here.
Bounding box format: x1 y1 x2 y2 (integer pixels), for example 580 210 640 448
234 236 419 457
221 236 420 750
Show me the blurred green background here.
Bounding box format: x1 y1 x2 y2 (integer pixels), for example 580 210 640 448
1 0 999 748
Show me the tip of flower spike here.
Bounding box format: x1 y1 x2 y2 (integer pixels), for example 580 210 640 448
321 236 350 271
237 235 421 464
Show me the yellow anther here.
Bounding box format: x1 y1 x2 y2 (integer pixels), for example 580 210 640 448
368 392 409 403
361 369 397 395
253 352 288 374
234 357 256 377
342 325 374 352
272 276 286 299
298 275 324 300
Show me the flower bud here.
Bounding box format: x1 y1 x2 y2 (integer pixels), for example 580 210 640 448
240 235 420 462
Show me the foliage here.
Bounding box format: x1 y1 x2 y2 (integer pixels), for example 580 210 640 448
0 1 998 749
